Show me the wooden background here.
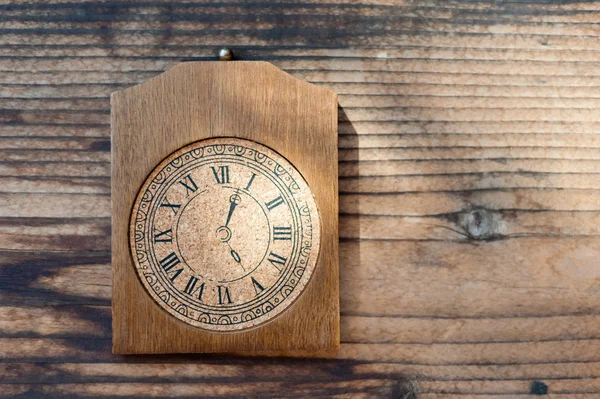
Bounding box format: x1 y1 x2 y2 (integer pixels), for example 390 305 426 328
1 0 599 397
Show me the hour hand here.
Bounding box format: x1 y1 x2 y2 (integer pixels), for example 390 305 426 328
225 193 241 227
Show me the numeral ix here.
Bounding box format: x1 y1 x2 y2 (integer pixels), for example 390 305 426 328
159 252 183 282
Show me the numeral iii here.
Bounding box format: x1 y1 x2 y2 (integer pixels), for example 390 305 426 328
273 226 292 241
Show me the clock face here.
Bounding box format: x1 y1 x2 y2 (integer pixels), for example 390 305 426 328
129 138 321 332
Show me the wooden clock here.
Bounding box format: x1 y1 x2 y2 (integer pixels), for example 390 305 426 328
111 61 339 354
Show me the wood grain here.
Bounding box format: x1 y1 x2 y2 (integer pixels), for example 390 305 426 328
1 0 599 397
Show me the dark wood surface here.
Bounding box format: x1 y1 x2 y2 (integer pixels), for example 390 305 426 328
1 1 599 397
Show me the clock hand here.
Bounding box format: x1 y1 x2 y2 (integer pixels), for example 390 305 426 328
225 192 241 227
219 191 244 271
227 243 245 271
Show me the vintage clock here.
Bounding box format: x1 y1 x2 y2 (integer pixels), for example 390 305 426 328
111 61 339 354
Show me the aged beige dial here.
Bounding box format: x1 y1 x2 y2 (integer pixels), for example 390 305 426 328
129 138 321 332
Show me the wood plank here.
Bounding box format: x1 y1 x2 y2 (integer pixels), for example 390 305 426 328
0 217 110 251
340 238 600 318
340 190 600 215
419 378 600 395
1 361 599 383
4 57 600 76
0 381 397 398
340 159 600 176
0 193 110 218
2 337 600 364
8 96 600 111
420 396 600 399
4 69 600 88
2 32 599 51
3 18 600 38
1 46 600 63
5 94 600 112
4 305 600 345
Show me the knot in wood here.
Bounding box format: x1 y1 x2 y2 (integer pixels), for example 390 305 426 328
531 381 549 395
462 208 498 241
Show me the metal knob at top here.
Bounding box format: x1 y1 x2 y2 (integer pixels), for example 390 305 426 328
218 48 233 61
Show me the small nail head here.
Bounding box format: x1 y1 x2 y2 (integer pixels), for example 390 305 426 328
218 48 233 61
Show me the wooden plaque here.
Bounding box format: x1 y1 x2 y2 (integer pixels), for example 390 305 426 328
111 62 339 354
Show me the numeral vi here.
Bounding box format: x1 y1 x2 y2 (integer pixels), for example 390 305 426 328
218 285 233 304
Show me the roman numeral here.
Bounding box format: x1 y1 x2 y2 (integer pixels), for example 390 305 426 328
183 276 205 301
179 174 198 196
265 195 284 211
210 166 230 184
160 197 181 215
153 229 173 243
251 277 265 296
245 173 257 190
218 286 232 304
159 252 183 282
273 226 292 241
267 252 287 272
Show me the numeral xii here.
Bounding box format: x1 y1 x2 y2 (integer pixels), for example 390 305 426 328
211 166 230 184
